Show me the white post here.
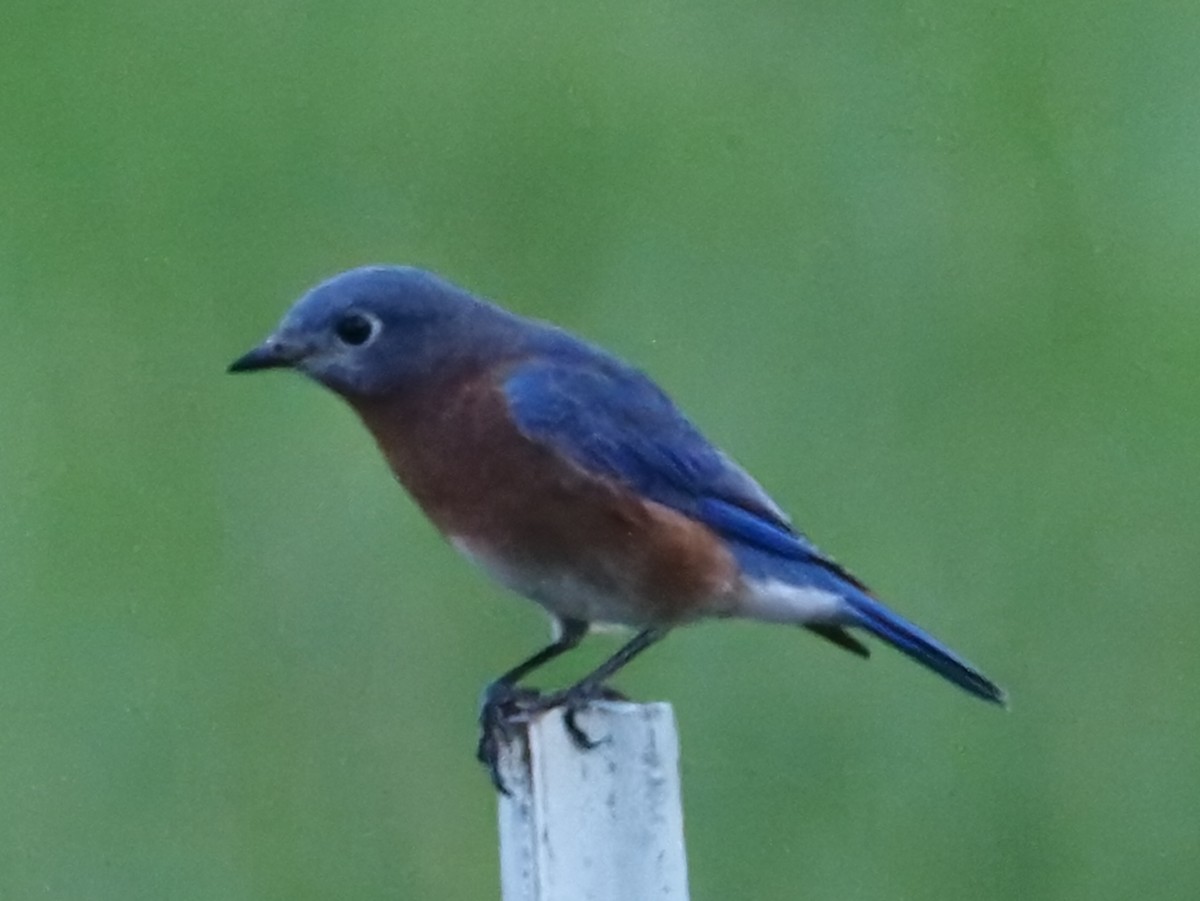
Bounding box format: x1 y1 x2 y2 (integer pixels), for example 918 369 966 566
497 701 690 901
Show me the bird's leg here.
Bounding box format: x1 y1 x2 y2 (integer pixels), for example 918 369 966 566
551 627 669 750
476 618 588 793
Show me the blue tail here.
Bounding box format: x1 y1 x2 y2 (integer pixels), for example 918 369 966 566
704 504 1006 705
844 591 1006 705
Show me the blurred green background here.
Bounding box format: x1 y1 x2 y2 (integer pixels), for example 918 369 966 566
2 1 1198 898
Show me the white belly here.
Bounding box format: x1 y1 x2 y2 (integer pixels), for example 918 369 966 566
451 536 653 626
451 536 836 627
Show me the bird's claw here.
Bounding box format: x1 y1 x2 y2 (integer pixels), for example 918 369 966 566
476 681 545 795
561 703 602 750
550 683 629 752
475 682 630 792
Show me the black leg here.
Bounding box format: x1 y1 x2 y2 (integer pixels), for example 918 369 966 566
555 627 669 749
493 618 589 686
476 618 589 793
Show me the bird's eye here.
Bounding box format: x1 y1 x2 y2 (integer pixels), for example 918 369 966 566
334 312 377 346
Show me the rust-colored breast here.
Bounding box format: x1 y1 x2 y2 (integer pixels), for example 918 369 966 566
350 369 737 625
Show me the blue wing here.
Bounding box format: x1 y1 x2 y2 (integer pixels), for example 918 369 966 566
502 355 843 571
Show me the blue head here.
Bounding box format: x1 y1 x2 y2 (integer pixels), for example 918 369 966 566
229 266 528 398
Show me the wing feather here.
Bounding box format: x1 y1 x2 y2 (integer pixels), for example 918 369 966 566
503 357 809 553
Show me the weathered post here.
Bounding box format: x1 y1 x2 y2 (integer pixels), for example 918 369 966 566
497 701 689 901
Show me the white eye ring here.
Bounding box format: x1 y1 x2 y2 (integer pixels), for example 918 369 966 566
333 311 381 347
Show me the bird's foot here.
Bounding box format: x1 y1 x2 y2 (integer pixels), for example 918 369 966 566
476 681 546 795
476 682 630 792
546 682 630 751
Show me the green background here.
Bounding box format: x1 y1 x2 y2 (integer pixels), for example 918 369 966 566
2 1 1197 898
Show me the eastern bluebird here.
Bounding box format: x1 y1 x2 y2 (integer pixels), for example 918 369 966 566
230 265 1005 790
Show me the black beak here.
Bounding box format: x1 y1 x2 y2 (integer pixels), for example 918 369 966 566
227 337 307 374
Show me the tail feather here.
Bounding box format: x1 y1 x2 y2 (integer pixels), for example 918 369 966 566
845 592 1006 705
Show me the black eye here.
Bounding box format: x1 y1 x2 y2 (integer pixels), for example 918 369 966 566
334 313 376 346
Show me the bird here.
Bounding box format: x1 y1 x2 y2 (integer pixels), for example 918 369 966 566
229 265 1006 791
